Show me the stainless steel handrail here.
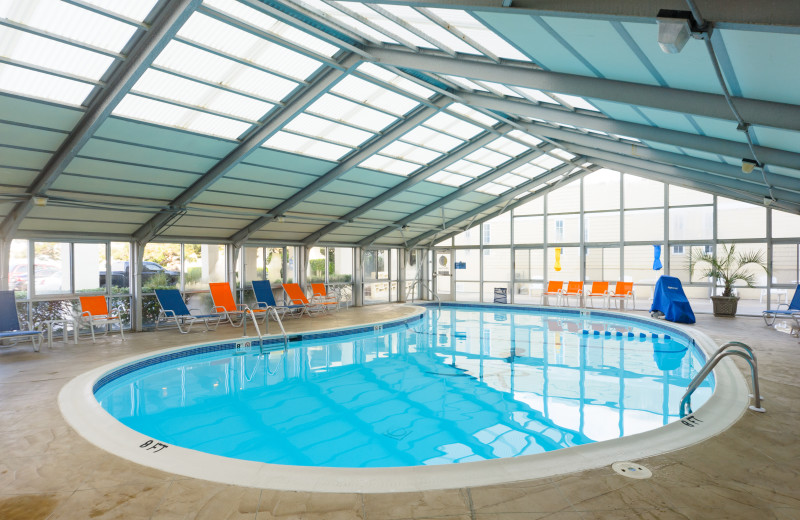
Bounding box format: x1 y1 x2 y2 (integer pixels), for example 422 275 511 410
267 306 288 349
680 341 764 417
407 280 440 308
242 307 288 350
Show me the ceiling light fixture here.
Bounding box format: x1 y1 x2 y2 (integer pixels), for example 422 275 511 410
32 196 48 207
656 9 707 54
741 158 760 174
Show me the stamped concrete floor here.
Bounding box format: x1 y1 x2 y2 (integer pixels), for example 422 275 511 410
1 304 799 520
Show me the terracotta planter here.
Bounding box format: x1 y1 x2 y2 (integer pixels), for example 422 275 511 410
710 295 739 317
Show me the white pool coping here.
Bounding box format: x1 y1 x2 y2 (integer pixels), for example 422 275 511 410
59 308 750 493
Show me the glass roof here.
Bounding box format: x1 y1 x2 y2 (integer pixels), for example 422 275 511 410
464 148 511 168
486 137 529 157
444 159 491 177
355 63 436 99
263 131 351 161
447 103 498 127
475 182 509 195
307 94 397 132
0 62 93 105
376 4 479 55
331 75 419 116
80 0 159 21
340 2 431 48
359 154 421 176
296 0 397 44
531 154 565 170
401 126 463 153
284 113 373 147
378 141 441 164
424 8 530 62
424 112 483 140
427 171 471 187
113 94 252 139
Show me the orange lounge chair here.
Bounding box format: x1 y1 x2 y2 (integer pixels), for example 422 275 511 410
209 282 264 326
541 281 563 306
609 282 635 310
310 283 340 311
562 281 584 307
282 283 326 316
78 295 125 342
586 281 610 308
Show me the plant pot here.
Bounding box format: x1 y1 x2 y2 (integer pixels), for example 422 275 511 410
710 295 739 317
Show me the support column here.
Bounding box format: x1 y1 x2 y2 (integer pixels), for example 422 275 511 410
353 247 363 307
398 248 407 303
227 244 239 299
0 238 10 291
132 241 145 332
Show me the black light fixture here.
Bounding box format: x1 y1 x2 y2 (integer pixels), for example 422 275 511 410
741 158 760 174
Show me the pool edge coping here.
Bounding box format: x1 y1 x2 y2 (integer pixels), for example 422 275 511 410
58 304 750 493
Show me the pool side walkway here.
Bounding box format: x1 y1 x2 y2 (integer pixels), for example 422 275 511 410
1 304 799 520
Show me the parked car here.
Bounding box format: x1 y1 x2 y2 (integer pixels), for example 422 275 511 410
9 264 60 292
35 266 68 294
99 261 180 288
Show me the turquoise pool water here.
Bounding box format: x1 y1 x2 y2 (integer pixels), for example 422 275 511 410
94 305 712 468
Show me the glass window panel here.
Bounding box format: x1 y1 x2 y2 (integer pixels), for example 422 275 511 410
475 183 509 196
772 210 800 239
515 87 558 104
716 243 768 301
514 249 543 281
440 74 489 92
455 249 479 280
74 243 103 293
482 248 510 281
263 132 350 161
364 249 389 280
506 129 543 147
307 247 327 283
285 247 297 284
464 148 510 168
445 159 491 177
624 209 664 242
401 126 463 152
548 214 580 243
378 5 480 54
359 155 420 176
717 197 766 240
356 63 436 99
513 163 547 179
514 197 544 216
389 249 398 282
624 175 664 208
142 243 181 291
426 9 530 61
179 13 322 81
669 185 712 206
585 247 620 282
100 242 130 293
9 239 29 297
495 173 527 187
184 244 225 291
669 244 712 284
584 212 620 242
583 169 620 211
267 248 284 284
423 112 483 139
548 246 579 281
531 154 563 170
434 238 452 247
308 95 396 132
623 245 662 287
330 247 353 283
482 213 510 245
550 148 576 161
34 242 71 295
514 215 544 244
454 281 480 301
0 63 94 105
331 75 419 116
670 206 712 240
243 247 266 283
772 244 799 286
486 137 528 157
81 0 159 21
547 182 580 214
298 0 397 43
343 2 431 47
427 171 470 187
447 103 498 126
552 93 599 111
454 227 479 246
379 141 441 164
285 114 373 147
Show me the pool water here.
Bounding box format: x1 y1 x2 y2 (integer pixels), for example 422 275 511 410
95 306 712 468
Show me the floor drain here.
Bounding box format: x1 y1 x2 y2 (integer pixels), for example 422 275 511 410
612 461 652 479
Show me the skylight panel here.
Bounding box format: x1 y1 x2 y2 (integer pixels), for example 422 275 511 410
80 0 159 21
445 159 490 177
0 27 114 80
154 42 298 103
506 130 543 147
441 75 488 92
476 182 510 196
178 13 322 82
377 4 480 54
478 81 522 98
308 94 397 132
0 0 138 53
424 113 483 140
532 154 564 170
515 87 558 105
495 173 527 187
133 70 274 121
113 95 252 139
297 0 398 44
615 134 642 143
551 93 599 112
401 126 463 152
584 128 610 137
264 131 350 161
551 149 577 161
486 137 528 157
464 148 510 168
0 63 93 105
512 163 546 179
378 141 441 164
331 76 419 116
425 9 530 61
356 63 436 99
447 103 498 127
359 155 420 176
204 0 340 57
427 171 470 187
285 113 373 147
342 2 432 48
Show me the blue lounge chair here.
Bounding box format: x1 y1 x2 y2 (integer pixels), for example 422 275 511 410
155 289 222 333
252 280 304 319
762 285 800 333
0 290 42 351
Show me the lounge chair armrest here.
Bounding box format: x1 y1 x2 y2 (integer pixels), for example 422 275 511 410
776 303 789 310
236 304 250 312
213 305 227 313
162 309 177 318
254 302 268 309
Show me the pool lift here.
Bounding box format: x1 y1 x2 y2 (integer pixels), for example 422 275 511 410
679 341 764 418
242 307 288 352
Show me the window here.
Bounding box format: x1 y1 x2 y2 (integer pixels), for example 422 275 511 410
555 219 564 242
672 245 685 254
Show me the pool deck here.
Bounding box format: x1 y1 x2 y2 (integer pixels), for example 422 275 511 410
1 303 799 519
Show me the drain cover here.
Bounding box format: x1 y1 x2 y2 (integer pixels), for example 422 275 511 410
612 461 652 479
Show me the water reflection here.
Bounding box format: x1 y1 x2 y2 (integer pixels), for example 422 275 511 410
97 308 709 468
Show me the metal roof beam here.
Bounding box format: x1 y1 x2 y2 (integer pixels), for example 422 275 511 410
369 47 800 132
301 127 506 245
357 144 554 246
228 96 450 246
461 94 800 171
132 54 361 245
406 161 592 248
0 0 202 240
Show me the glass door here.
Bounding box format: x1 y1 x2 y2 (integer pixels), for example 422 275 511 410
434 250 453 301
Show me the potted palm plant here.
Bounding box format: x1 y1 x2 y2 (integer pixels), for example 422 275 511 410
688 244 768 317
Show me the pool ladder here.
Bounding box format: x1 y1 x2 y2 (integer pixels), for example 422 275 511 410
680 341 764 418
242 307 288 351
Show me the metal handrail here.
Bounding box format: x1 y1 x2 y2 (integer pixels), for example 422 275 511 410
406 279 440 308
242 307 288 350
680 341 764 417
267 306 288 349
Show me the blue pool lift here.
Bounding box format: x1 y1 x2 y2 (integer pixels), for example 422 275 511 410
650 275 696 324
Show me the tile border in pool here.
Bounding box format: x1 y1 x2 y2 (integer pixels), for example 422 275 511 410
59 303 749 493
